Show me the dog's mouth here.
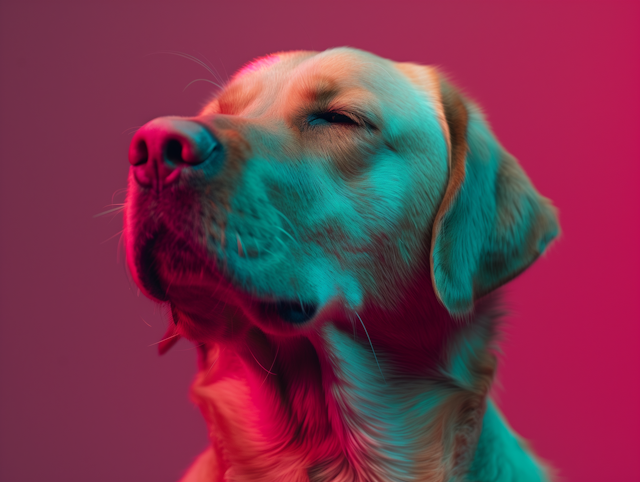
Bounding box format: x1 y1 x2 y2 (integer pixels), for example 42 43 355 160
136 228 170 302
261 300 318 324
133 228 319 328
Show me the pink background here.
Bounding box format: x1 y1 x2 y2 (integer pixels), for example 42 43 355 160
0 1 638 481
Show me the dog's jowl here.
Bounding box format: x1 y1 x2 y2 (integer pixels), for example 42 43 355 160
125 48 559 482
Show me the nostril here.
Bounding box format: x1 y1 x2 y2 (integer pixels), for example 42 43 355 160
165 139 185 165
131 139 149 166
129 117 221 189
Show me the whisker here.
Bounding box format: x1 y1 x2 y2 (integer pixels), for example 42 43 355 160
355 312 386 384
175 343 205 353
274 235 291 253
205 354 219 377
111 187 128 204
122 126 141 136
165 270 176 295
254 238 276 257
246 343 277 376
148 333 180 347
141 317 152 327
94 205 125 218
196 50 227 84
116 230 126 264
183 78 223 92
272 208 299 240
218 58 230 83
273 225 298 245
101 229 125 244
261 343 280 387
151 51 224 87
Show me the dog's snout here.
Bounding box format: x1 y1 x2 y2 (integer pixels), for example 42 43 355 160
128 117 219 189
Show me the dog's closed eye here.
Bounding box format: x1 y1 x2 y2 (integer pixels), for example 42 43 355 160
308 110 361 127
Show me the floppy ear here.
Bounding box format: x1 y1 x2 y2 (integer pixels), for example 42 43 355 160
430 78 560 316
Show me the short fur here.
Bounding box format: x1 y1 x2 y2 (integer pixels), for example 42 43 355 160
124 48 559 481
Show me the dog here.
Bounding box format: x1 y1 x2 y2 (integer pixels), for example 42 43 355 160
124 48 559 481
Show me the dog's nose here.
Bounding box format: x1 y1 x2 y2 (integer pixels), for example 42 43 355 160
128 117 219 189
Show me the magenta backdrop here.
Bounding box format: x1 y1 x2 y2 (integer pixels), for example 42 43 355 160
0 1 638 481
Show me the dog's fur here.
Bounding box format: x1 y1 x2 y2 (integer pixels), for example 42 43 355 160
124 48 559 481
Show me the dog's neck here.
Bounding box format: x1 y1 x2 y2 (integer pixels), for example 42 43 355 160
190 293 499 482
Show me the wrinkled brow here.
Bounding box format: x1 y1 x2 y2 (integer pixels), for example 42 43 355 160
301 78 341 105
296 76 379 117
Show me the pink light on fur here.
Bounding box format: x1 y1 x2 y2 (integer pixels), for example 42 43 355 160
234 55 281 78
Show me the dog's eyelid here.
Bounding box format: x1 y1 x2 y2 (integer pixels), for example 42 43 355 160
307 108 378 132
308 110 360 127
340 107 379 131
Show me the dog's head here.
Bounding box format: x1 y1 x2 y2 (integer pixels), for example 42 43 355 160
124 47 558 351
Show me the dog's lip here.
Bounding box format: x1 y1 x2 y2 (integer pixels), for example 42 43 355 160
258 299 319 325
132 229 321 327
168 282 322 330
136 229 169 302
133 227 219 304
133 228 227 306
166 285 322 336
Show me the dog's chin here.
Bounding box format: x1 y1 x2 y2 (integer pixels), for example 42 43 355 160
130 229 320 338
132 228 236 309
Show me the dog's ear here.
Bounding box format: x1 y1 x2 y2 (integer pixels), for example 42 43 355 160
430 77 559 316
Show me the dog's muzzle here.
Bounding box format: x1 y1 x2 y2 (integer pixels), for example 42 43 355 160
127 117 322 327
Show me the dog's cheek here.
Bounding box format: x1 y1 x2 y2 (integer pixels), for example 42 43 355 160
323 131 377 181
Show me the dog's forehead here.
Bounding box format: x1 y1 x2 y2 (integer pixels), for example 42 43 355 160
209 48 443 125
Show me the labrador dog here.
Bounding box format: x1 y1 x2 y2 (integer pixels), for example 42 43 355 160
124 48 559 482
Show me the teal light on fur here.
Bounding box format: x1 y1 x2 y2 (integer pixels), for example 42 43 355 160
468 401 552 482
